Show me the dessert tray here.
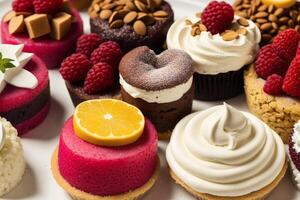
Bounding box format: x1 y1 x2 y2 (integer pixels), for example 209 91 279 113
0 0 298 199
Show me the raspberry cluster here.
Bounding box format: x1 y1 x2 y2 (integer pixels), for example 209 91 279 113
12 0 63 14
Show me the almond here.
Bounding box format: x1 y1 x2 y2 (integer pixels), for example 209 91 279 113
123 11 137 24
260 22 272 31
199 24 207 31
238 17 249 26
222 31 239 41
255 12 268 18
99 10 112 20
268 14 277 22
110 19 124 28
274 8 284 16
153 10 168 18
133 20 146 35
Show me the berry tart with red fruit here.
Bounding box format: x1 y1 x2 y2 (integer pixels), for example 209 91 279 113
1 0 83 69
167 1 261 101
59 34 123 106
289 120 300 190
245 28 300 143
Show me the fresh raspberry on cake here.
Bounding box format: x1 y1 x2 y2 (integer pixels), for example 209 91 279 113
12 0 34 12
273 29 300 62
201 1 234 35
283 54 300 97
289 137 300 171
263 74 283 95
60 53 92 83
255 44 289 79
84 62 114 94
33 0 63 14
90 41 123 71
76 34 103 57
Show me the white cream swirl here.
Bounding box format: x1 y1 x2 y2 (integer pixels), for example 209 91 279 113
166 103 286 197
292 120 300 153
0 121 6 151
167 16 261 75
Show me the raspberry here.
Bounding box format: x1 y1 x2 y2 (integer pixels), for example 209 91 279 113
283 53 300 97
289 135 300 171
255 44 289 79
263 74 283 95
201 1 234 35
90 41 123 72
12 0 34 12
33 0 63 14
84 62 114 94
273 29 300 63
76 34 103 57
59 53 92 83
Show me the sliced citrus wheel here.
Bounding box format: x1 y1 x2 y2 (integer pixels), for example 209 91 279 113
73 99 145 147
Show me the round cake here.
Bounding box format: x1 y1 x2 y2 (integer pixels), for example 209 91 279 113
0 117 26 197
1 0 84 68
51 99 159 199
0 44 50 135
166 103 287 200
119 46 194 139
89 0 174 52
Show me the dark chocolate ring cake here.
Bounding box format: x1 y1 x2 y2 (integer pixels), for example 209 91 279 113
90 1 174 53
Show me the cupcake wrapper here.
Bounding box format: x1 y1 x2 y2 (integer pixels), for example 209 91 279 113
194 67 245 101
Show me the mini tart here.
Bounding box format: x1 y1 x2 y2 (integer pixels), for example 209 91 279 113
169 162 287 200
244 65 300 144
89 0 174 52
51 148 160 200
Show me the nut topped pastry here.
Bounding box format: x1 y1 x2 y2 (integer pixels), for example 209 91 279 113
89 0 174 52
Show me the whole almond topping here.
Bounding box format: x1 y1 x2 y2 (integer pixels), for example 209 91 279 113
268 14 277 22
236 27 247 35
260 22 272 31
153 10 168 17
100 10 113 20
133 20 147 35
199 23 207 32
274 8 284 16
123 11 137 24
238 17 249 26
110 19 124 28
222 31 239 41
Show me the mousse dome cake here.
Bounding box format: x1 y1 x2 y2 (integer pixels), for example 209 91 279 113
166 103 287 200
119 46 194 139
167 1 261 101
1 0 84 68
88 0 174 52
0 117 26 197
0 44 50 135
51 99 159 199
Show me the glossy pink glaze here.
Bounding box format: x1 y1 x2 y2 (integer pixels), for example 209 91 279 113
1 10 83 68
0 55 49 112
58 118 158 196
16 101 50 135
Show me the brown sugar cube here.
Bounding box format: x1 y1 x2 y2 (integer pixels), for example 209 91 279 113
8 15 25 34
50 12 72 40
24 14 51 39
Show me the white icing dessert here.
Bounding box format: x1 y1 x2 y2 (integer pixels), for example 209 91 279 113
166 103 286 198
0 118 26 197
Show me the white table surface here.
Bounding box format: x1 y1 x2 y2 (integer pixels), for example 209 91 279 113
0 0 299 199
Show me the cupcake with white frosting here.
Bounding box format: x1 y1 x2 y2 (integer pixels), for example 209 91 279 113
288 120 300 190
166 103 287 200
0 117 26 197
167 1 261 101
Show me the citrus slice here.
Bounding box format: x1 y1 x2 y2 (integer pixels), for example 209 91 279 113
261 0 295 8
73 99 145 147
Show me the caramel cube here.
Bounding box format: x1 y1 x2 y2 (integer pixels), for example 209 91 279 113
8 15 25 34
51 12 72 40
24 14 51 39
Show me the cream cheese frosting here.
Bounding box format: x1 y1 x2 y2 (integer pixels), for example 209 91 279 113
0 44 38 93
167 16 261 75
119 75 193 103
166 103 286 197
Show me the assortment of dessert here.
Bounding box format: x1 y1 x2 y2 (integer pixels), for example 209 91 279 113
0 0 300 199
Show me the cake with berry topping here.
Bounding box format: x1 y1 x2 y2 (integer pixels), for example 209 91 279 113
288 120 300 190
0 118 26 197
234 0 300 45
88 0 174 52
167 1 261 101
0 44 50 135
119 46 194 139
59 34 123 106
245 29 300 143
51 99 159 199
166 103 287 200
1 0 83 68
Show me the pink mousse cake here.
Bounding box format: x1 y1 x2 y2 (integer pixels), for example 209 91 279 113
55 118 158 197
1 9 83 69
0 44 50 135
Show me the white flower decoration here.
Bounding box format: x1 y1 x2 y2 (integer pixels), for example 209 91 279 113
0 44 38 93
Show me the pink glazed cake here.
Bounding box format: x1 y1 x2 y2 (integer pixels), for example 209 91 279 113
1 1 83 68
0 44 50 135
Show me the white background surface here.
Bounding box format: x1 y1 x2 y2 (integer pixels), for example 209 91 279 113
0 0 299 199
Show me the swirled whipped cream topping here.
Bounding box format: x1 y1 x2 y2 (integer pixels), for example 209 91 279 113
0 121 6 152
166 103 286 197
292 120 300 153
0 44 38 93
120 75 193 103
167 16 261 75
